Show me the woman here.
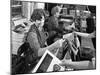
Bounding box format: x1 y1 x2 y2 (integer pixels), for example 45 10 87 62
47 6 63 45
16 9 65 73
26 9 65 60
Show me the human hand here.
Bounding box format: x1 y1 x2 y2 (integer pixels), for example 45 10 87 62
53 64 61 72
59 39 65 47
72 31 76 34
73 31 78 37
55 39 65 48
59 59 66 67
89 31 96 38
59 59 72 67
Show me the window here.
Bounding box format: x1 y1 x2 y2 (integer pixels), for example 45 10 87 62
11 0 23 19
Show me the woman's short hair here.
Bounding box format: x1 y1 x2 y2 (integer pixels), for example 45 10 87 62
51 6 61 16
30 9 46 22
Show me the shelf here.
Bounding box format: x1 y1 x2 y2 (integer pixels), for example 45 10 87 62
11 5 22 8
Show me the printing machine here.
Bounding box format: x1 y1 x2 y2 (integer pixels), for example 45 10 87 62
31 33 75 73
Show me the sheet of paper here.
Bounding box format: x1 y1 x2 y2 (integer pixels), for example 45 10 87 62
63 33 74 41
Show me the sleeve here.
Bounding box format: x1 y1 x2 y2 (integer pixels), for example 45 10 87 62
27 32 40 56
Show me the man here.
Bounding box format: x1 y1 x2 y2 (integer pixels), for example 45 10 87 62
86 13 96 49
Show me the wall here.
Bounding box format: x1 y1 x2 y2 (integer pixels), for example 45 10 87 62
22 2 45 20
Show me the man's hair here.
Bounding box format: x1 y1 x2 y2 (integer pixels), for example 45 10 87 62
30 9 46 22
51 6 60 16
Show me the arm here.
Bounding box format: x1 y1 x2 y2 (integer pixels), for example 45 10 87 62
74 31 95 38
65 61 91 70
60 59 93 70
27 32 61 57
38 41 60 57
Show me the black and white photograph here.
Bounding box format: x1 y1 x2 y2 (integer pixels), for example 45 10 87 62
11 0 96 74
